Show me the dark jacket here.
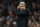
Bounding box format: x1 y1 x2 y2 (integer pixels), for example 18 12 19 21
16 8 29 27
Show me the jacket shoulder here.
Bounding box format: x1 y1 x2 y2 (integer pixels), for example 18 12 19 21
25 8 29 12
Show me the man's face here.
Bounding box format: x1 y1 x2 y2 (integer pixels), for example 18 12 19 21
32 3 36 9
6 20 10 25
20 5 25 10
2 5 5 8
34 11 37 15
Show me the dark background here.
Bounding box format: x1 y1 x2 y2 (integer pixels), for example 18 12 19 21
0 0 40 27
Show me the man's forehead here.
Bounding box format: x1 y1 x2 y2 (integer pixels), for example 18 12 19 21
20 5 24 6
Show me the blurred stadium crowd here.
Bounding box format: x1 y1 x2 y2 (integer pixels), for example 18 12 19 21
0 0 40 27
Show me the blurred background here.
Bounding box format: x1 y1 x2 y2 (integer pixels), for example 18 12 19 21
0 0 40 27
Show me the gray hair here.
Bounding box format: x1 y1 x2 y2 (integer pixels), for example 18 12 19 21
19 2 25 6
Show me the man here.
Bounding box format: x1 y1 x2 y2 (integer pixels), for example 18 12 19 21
16 1 29 27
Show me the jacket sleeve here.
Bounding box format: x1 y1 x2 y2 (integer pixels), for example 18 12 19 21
26 9 30 18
